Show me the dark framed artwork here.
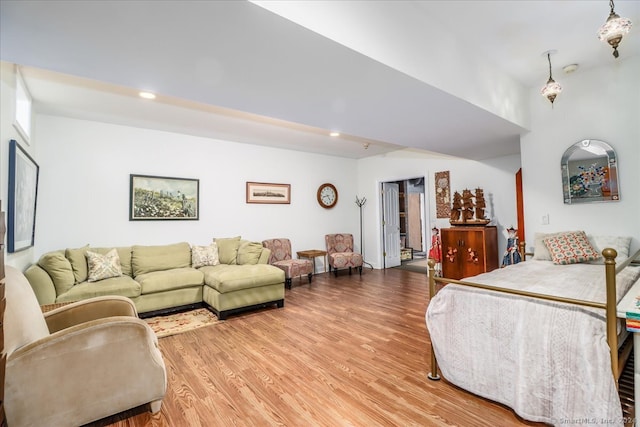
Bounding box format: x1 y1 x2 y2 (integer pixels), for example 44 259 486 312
246 182 291 204
130 174 199 220
8 139 39 252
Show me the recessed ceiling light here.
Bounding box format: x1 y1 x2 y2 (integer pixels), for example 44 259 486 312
329 132 340 137
139 91 156 99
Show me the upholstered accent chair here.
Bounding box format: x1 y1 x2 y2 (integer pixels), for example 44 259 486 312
325 233 363 277
262 238 313 289
4 265 167 427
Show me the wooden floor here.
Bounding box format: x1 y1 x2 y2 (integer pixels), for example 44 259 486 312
88 268 547 427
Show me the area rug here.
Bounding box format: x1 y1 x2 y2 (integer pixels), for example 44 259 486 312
144 308 222 338
394 257 429 273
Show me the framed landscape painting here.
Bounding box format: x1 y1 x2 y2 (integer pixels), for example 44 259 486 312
246 182 291 204
8 139 39 252
130 174 199 220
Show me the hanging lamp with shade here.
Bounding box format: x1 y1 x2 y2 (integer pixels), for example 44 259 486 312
598 0 633 58
540 50 562 107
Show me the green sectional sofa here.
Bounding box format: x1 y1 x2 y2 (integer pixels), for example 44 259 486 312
23 237 285 320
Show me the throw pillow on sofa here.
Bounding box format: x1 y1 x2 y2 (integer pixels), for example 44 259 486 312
38 251 75 295
66 245 134 283
215 236 241 265
191 243 219 268
65 244 90 283
86 249 123 282
237 241 263 265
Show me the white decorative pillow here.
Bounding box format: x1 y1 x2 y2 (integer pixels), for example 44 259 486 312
543 231 600 265
191 243 219 268
587 235 632 264
86 249 123 282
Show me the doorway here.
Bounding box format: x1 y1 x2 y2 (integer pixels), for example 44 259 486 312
381 177 427 269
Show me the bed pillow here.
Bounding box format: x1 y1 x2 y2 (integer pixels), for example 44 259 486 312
587 235 632 264
543 231 600 265
532 232 567 261
86 249 123 282
191 243 219 268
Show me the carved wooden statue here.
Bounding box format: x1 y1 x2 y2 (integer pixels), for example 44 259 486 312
450 191 462 222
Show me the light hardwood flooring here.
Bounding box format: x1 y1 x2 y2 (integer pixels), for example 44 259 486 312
88 268 546 427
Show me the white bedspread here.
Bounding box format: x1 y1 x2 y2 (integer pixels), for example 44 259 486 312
426 260 640 427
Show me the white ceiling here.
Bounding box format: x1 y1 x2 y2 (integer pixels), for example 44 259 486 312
1 0 638 160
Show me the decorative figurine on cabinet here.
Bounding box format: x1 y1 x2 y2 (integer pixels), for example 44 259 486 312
449 188 490 225
501 226 522 267
428 227 442 276
450 192 462 223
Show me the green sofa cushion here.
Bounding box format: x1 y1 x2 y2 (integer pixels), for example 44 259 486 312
237 241 264 265
215 236 241 265
56 275 141 303
132 242 191 276
38 251 75 296
66 245 133 283
200 264 284 293
65 245 90 284
135 267 204 294
23 264 57 305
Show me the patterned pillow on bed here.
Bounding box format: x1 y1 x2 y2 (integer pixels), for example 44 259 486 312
543 230 600 265
532 231 566 261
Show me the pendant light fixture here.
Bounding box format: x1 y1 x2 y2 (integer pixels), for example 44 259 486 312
540 50 562 107
598 0 632 58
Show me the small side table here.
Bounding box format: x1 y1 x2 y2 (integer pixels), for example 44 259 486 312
616 273 640 425
296 250 328 274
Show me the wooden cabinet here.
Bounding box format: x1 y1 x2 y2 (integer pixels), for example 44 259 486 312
441 226 498 280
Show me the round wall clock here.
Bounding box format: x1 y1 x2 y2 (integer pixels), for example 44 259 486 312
317 183 338 209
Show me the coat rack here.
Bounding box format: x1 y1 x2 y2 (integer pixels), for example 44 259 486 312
355 196 373 269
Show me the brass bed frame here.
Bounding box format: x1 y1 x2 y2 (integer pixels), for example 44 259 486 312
427 242 640 390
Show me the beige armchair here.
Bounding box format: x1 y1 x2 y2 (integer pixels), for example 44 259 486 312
4 265 166 427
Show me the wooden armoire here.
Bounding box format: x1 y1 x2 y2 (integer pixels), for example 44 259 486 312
441 226 499 280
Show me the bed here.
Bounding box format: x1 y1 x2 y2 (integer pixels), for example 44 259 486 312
425 231 640 426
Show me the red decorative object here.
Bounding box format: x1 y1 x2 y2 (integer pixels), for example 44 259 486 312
428 227 442 263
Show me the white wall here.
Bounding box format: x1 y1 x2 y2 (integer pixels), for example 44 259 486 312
0 61 38 269
7 111 523 274
357 151 522 269
521 55 640 253
17 115 360 272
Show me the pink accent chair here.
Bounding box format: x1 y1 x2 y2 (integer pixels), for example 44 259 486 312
262 238 313 289
325 233 363 277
